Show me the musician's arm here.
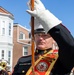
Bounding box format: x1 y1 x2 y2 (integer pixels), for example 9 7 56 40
49 24 74 71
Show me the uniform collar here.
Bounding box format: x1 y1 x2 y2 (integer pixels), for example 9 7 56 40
35 48 52 55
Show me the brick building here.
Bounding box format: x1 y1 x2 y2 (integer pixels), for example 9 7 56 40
13 23 31 69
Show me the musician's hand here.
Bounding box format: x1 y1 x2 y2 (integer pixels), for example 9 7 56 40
27 0 62 33
27 0 45 10
34 18 43 30
29 18 42 30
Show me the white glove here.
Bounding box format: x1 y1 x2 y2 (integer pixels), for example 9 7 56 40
27 0 62 33
27 0 45 10
29 17 42 30
34 18 43 30
28 0 45 30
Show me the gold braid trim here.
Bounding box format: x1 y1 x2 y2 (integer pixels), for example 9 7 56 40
26 50 58 75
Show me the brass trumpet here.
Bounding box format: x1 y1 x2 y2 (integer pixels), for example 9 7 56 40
0 60 7 71
0 60 11 75
0 62 7 70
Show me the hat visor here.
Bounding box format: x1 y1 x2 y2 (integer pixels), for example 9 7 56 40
34 28 45 34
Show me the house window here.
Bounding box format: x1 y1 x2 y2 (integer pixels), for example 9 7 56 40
29 32 31 38
9 23 11 35
23 47 28 56
2 50 4 59
2 28 5 35
19 32 25 39
8 51 11 64
2 21 5 35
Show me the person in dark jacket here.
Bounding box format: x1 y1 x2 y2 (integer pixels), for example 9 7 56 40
12 0 74 75
12 24 58 75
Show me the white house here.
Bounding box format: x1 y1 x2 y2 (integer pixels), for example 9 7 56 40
0 6 14 71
